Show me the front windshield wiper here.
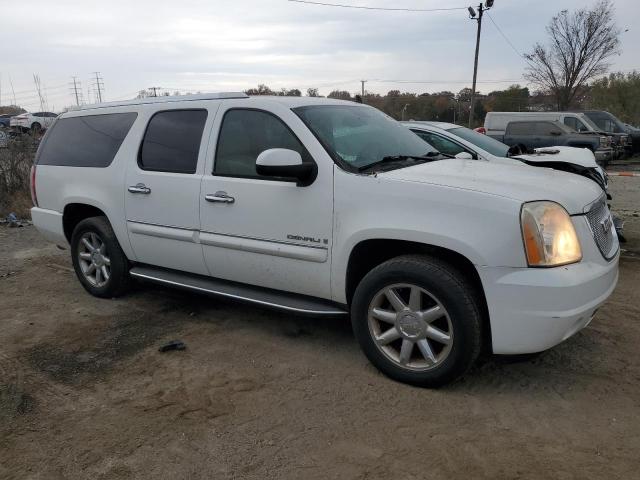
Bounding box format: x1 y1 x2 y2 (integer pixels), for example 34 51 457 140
357 152 446 172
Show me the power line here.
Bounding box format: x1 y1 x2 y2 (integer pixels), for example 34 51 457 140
486 12 524 60
287 0 467 12
370 78 526 84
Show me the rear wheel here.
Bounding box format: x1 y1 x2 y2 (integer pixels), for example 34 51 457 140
351 255 482 387
30 122 42 134
70 216 130 298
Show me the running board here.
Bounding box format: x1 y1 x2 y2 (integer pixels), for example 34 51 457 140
130 265 348 316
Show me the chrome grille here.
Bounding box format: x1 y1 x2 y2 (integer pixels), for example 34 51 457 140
585 196 615 259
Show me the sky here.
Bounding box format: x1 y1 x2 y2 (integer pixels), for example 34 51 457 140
1 0 638 111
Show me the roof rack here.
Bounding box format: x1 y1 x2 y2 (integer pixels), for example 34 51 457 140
78 92 248 110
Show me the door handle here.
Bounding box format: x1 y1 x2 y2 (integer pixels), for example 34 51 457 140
205 191 235 204
128 183 151 194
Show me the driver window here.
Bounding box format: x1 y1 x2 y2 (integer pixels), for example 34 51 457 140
214 109 313 178
413 131 468 157
564 117 578 131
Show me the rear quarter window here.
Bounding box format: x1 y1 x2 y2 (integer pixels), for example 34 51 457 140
36 112 137 167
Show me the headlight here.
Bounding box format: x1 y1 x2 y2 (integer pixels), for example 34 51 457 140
599 136 610 147
520 201 582 267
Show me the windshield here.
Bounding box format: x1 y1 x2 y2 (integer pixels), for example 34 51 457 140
578 115 601 132
293 105 437 170
447 126 509 157
584 112 626 133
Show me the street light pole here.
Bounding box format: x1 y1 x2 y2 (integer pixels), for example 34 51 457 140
468 1 493 129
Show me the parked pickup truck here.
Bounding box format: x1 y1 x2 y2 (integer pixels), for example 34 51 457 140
31 93 619 387
581 110 640 155
488 120 613 165
484 111 628 160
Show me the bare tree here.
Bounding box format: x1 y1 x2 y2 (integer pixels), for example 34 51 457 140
306 88 320 97
524 0 620 110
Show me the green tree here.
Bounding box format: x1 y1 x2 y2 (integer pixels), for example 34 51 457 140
589 71 640 125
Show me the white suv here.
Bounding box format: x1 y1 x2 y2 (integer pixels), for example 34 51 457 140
30 93 619 387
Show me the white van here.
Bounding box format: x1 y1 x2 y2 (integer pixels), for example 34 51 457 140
484 111 601 136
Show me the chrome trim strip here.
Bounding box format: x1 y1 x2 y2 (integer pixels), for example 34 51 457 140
200 229 328 250
128 221 197 243
129 271 347 315
199 231 327 263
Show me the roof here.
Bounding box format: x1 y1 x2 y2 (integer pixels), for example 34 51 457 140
74 92 358 111
76 92 248 110
402 121 459 130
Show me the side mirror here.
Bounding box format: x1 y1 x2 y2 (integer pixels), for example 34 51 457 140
550 130 562 136
256 148 316 186
454 151 474 160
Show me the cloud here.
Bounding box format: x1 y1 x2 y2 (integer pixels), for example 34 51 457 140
1 0 638 110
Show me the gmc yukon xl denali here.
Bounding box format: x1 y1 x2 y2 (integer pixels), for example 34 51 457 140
30 93 619 387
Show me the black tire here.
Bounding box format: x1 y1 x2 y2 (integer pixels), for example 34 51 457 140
30 122 42 134
70 216 131 298
351 254 483 388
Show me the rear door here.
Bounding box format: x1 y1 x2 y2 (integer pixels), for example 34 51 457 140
198 99 334 299
124 106 216 275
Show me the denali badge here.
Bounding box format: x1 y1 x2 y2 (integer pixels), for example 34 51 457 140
601 215 612 233
287 234 328 245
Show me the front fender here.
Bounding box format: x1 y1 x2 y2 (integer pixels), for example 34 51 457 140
331 170 527 303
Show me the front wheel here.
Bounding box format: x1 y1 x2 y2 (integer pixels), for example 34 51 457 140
351 255 483 388
70 216 131 298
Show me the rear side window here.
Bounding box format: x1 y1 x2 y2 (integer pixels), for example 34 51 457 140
506 122 533 135
139 110 208 174
37 113 137 167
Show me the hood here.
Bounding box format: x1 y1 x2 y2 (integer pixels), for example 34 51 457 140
515 146 599 169
379 159 603 215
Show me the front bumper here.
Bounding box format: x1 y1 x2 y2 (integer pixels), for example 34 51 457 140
594 148 613 163
479 216 619 354
479 257 618 354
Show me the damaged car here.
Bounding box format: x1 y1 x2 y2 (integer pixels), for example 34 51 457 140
403 121 624 241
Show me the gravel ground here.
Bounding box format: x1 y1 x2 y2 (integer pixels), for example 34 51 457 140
1 177 639 480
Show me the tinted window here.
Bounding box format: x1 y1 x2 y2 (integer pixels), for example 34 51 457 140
37 113 137 167
215 109 313 177
564 117 578 130
447 127 510 157
413 130 467 157
564 117 588 132
139 110 208 174
506 122 534 135
535 122 557 135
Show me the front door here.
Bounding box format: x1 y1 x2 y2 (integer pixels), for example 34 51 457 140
125 107 213 275
199 99 334 299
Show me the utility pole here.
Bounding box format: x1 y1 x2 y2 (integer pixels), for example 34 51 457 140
33 74 46 111
8 75 16 106
92 72 104 103
360 80 367 104
71 77 82 106
467 0 493 128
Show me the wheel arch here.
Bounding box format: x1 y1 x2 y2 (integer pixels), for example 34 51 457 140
62 203 109 243
344 238 491 350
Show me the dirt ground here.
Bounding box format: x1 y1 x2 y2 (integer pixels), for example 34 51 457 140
1 177 639 480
